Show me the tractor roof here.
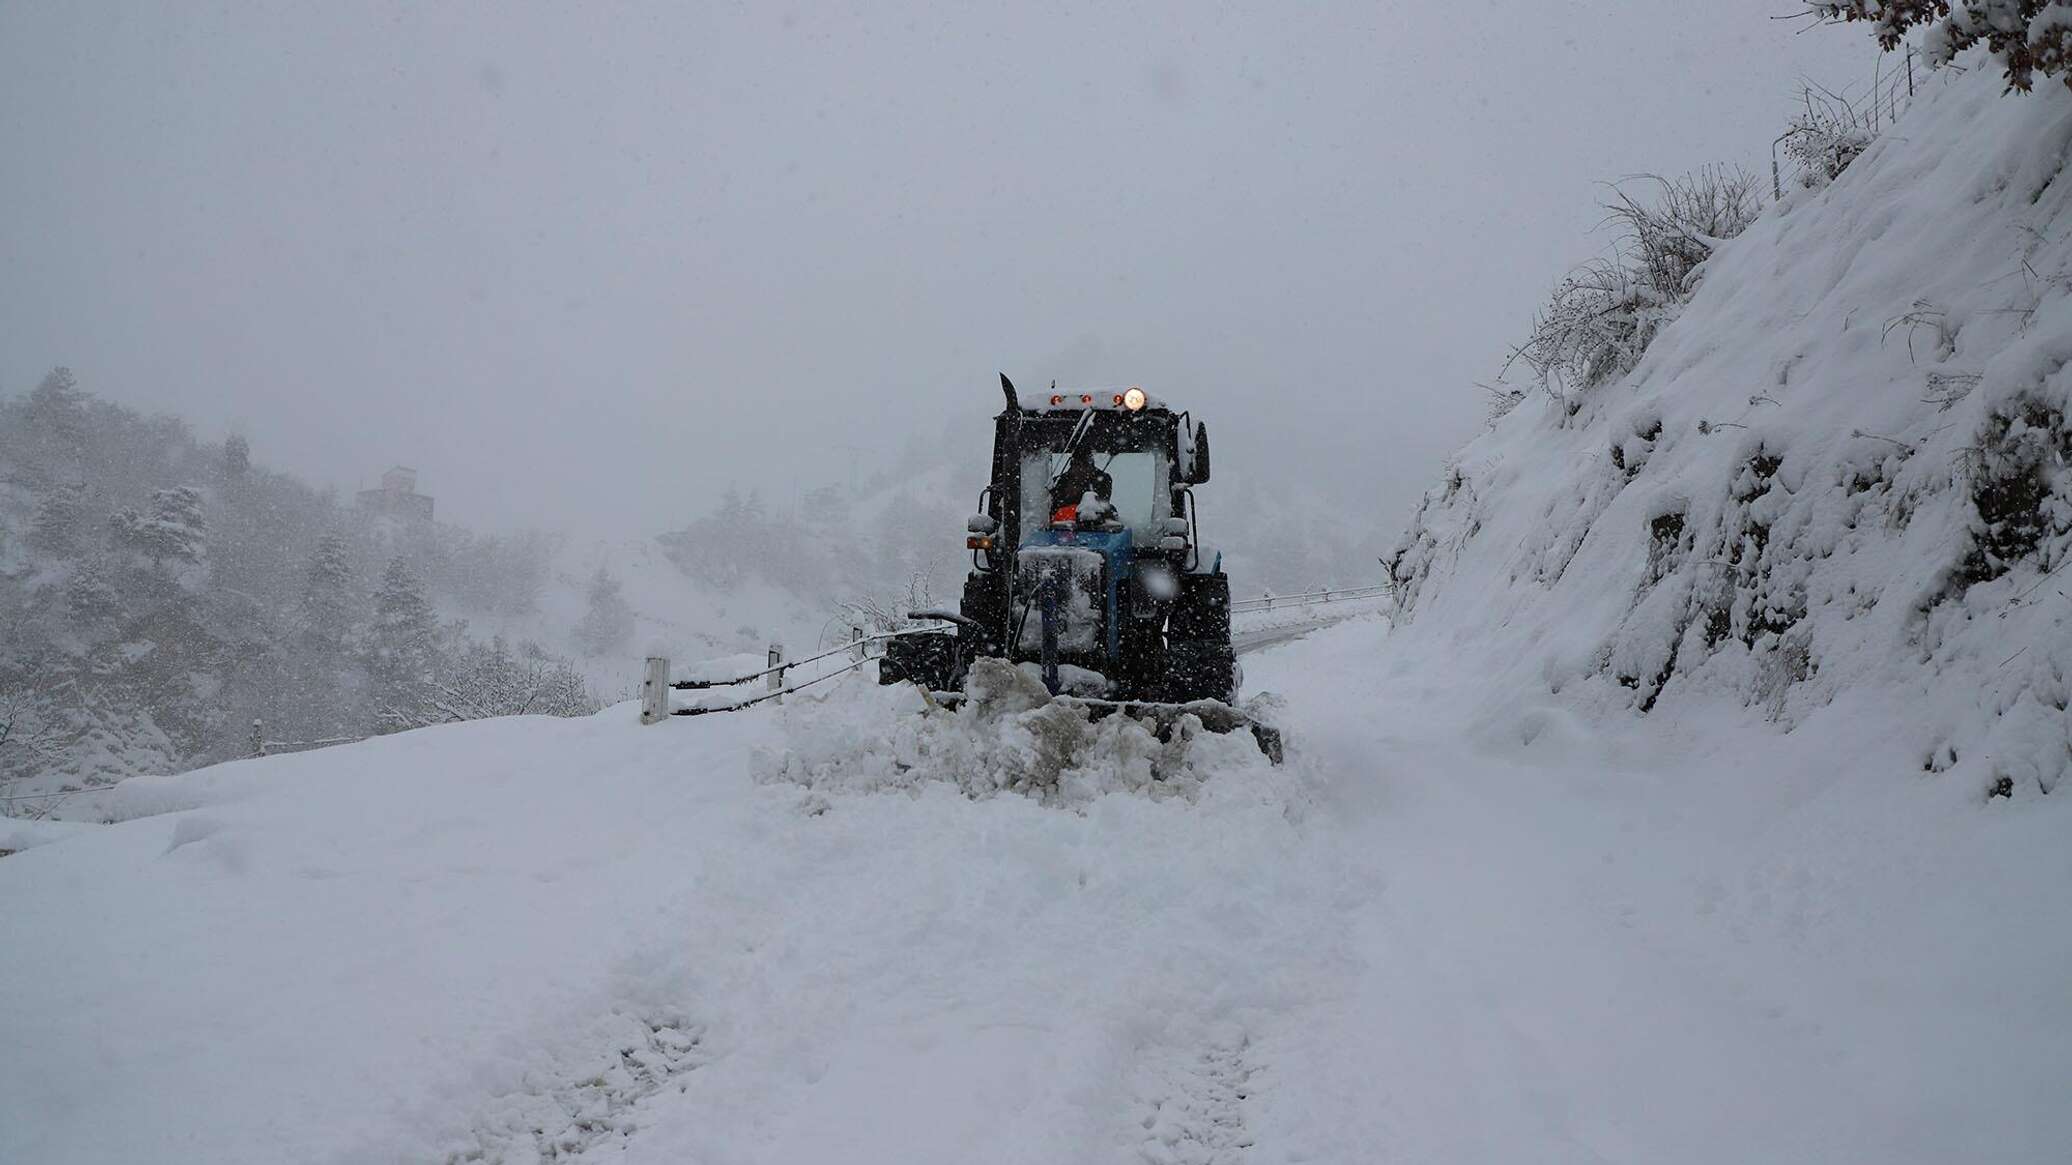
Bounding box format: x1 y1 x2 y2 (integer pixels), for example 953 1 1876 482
1029 386 1169 414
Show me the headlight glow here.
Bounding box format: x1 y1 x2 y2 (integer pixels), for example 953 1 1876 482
1140 563 1179 601
1122 387 1147 411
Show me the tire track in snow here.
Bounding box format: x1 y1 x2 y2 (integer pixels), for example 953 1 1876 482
1125 1022 1260 1165
442 1016 708 1164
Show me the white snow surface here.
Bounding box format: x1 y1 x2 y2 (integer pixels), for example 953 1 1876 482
3 616 2067 1163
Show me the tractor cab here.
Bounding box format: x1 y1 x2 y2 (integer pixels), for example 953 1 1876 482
1009 395 1185 549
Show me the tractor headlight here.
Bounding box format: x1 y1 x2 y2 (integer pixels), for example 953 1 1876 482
1139 562 1179 602
1122 386 1147 411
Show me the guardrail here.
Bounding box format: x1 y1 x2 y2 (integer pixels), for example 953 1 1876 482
640 623 950 723
642 582 1391 723
1229 583 1392 615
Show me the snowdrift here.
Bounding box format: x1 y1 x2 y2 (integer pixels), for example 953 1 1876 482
1391 63 2072 801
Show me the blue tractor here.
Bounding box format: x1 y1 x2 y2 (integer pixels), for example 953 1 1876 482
881 375 1278 760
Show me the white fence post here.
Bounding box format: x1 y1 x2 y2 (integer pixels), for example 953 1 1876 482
640 657 671 725
848 625 865 662
768 643 786 706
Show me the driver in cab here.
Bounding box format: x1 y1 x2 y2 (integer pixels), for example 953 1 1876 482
1049 445 1113 526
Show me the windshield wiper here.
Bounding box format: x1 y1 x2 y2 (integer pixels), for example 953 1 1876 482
1047 409 1098 493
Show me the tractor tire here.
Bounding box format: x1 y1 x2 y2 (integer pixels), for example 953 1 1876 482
1115 619 1169 702
1164 639 1237 704
1168 572 1232 642
1165 572 1236 703
959 571 1009 661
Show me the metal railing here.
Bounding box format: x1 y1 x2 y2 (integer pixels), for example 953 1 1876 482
246 720 363 758
641 582 1392 723
1229 583 1392 616
641 622 951 723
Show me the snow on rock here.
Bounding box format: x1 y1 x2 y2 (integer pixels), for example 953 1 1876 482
1390 61 2072 800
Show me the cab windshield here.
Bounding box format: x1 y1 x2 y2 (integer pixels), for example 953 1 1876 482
1017 419 1173 547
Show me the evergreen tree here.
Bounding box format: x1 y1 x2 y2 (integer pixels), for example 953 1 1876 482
222 434 251 481
65 557 120 627
28 485 88 557
151 486 208 565
301 534 360 654
24 366 87 444
110 486 208 568
574 564 635 655
367 557 440 714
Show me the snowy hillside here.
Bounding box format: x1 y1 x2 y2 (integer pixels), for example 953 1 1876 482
1391 63 2072 802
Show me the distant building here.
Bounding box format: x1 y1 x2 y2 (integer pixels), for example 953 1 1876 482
357 466 434 521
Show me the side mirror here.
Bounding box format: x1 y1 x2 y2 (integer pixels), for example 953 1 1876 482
1192 423 1211 484
967 513 999 535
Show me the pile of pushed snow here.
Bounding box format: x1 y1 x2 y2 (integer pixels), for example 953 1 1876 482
1391 61 2072 802
752 661 1289 808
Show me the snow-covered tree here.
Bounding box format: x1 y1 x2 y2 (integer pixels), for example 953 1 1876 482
110 486 208 568
24 366 87 445
0 683 76 798
441 637 596 721
0 372 612 776
300 534 360 654
222 433 251 481
28 485 89 558
367 557 441 723
1811 1 2072 92
65 558 120 628
574 564 634 655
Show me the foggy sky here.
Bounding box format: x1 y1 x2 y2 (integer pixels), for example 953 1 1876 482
1 3 1865 539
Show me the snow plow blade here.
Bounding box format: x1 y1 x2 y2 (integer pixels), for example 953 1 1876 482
926 689 1284 765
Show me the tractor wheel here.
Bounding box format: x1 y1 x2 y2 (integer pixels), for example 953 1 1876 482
1165 572 1236 702
1116 619 1168 702
1164 639 1237 704
1168 572 1232 642
958 571 1008 660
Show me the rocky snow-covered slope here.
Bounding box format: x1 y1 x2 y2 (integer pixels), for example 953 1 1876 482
1391 62 2072 802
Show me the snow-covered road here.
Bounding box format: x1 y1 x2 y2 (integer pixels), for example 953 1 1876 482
4 615 2066 1163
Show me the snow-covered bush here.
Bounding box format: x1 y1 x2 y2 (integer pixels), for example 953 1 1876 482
0 684 76 815
834 571 940 635
387 636 596 729
1812 1 2072 92
1508 168 1763 409
1780 84 1880 190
